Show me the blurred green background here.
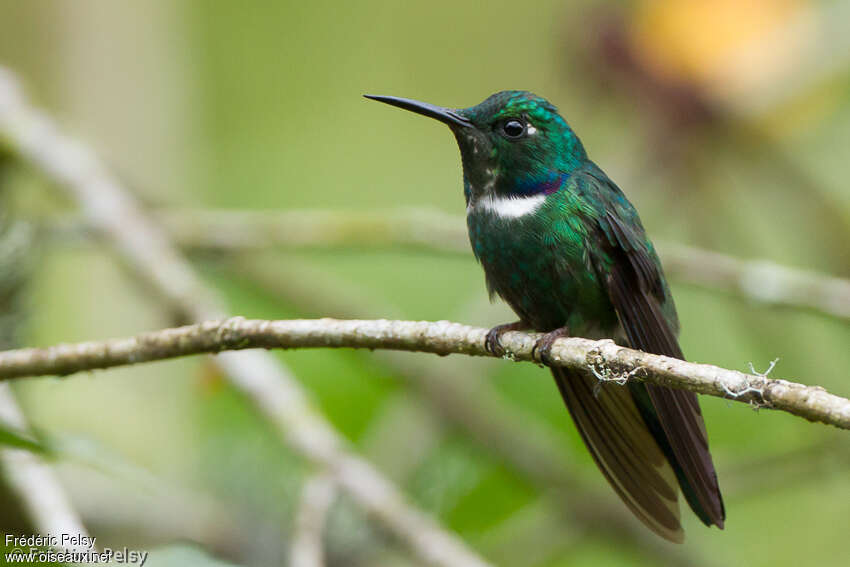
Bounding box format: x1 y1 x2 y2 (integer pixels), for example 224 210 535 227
1 0 849 565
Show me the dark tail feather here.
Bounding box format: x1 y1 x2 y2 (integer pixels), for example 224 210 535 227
551 367 685 543
638 383 726 528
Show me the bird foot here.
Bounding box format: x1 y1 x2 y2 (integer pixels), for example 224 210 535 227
484 321 528 357
532 326 571 364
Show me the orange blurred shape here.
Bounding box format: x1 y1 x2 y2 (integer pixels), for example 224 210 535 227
197 359 227 394
630 0 816 100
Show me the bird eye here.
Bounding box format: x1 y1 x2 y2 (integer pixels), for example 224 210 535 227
501 119 526 139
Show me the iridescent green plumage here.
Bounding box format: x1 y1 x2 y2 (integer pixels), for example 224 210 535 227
367 91 725 541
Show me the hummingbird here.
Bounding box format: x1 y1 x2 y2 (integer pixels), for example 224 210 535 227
366 91 724 542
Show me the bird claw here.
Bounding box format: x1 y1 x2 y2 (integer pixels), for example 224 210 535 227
485 321 527 357
532 326 571 364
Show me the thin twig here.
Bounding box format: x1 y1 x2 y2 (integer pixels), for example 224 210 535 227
290 472 337 567
0 317 847 430
0 67 491 567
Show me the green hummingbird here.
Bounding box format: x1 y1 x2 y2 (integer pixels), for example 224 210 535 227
366 91 724 542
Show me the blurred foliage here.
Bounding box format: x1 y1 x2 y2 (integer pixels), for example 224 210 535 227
0 1 849 566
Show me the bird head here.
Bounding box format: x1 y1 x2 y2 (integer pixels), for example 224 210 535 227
366 91 587 203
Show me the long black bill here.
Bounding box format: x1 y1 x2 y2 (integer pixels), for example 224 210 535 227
364 94 472 128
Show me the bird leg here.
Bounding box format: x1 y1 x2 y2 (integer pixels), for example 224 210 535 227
484 320 530 357
532 326 571 364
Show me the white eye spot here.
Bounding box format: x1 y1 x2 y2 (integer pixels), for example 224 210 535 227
526 124 537 135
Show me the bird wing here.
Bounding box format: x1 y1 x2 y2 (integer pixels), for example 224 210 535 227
583 168 725 528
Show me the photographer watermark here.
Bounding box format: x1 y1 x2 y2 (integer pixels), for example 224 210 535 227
4 534 148 565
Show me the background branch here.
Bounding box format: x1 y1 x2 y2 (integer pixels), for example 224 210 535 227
52 208 850 323
290 472 337 567
1 317 847 431
658 242 850 321
0 385 92 553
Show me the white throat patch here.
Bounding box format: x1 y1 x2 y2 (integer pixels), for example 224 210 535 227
472 193 547 219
